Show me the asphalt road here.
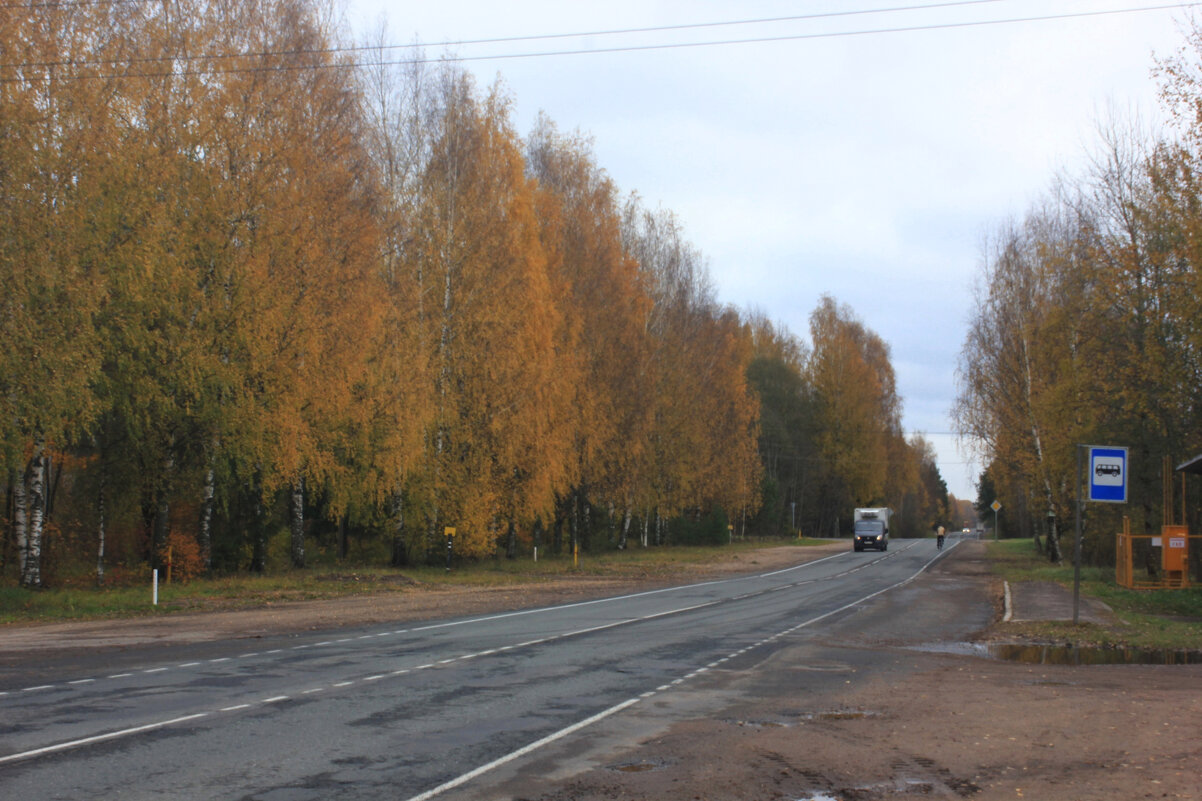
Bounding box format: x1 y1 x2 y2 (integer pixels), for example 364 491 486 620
0 539 960 800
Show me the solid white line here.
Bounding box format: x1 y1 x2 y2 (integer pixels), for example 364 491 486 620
0 713 209 765
404 698 641 801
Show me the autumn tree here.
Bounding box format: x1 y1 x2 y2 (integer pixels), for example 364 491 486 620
0 3 122 585
527 116 653 551
402 72 572 559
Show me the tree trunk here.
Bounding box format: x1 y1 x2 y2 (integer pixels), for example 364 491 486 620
96 467 106 587
290 476 305 568
21 439 46 588
390 490 408 567
505 519 516 559
250 494 267 573
570 492 579 555
151 454 173 570
199 465 215 571
13 465 27 577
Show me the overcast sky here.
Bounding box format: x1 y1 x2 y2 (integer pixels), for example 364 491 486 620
339 0 1193 501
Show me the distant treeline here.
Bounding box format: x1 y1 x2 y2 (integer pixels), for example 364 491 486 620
1 0 946 586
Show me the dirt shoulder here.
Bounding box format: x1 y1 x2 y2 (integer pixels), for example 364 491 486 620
465 541 1202 801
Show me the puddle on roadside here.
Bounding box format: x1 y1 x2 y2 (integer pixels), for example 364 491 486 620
725 718 791 729
807 709 880 721
609 759 668 773
989 643 1202 666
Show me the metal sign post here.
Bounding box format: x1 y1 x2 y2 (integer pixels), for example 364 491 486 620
1075 445 1128 623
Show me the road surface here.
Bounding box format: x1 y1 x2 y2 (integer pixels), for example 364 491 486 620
0 539 964 800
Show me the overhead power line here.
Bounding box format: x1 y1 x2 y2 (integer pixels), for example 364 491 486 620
1 1 1196 80
2 0 1013 70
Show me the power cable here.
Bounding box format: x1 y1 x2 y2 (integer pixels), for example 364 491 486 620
0 1 1196 80
2 0 1015 70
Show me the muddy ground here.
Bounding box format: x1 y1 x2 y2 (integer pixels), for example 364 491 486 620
3 542 1199 800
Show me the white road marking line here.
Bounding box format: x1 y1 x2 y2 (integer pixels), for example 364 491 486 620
68 679 95 685
144 668 168 674
333 681 354 687
221 704 251 712
179 662 200 667
404 698 641 801
107 673 132 679
0 713 209 765
23 685 54 692
261 696 288 704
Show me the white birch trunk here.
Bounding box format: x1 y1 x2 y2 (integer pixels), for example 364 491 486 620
21 439 46 588
290 476 305 569
199 465 215 571
13 466 27 577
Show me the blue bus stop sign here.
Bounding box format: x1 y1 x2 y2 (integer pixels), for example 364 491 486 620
1088 446 1128 503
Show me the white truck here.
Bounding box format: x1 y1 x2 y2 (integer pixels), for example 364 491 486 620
853 507 892 552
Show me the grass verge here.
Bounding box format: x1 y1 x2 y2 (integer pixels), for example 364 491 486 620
987 538 1202 651
0 538 835 626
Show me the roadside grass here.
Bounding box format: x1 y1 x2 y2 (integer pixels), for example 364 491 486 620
987 539 1202 651
0 537 835 626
